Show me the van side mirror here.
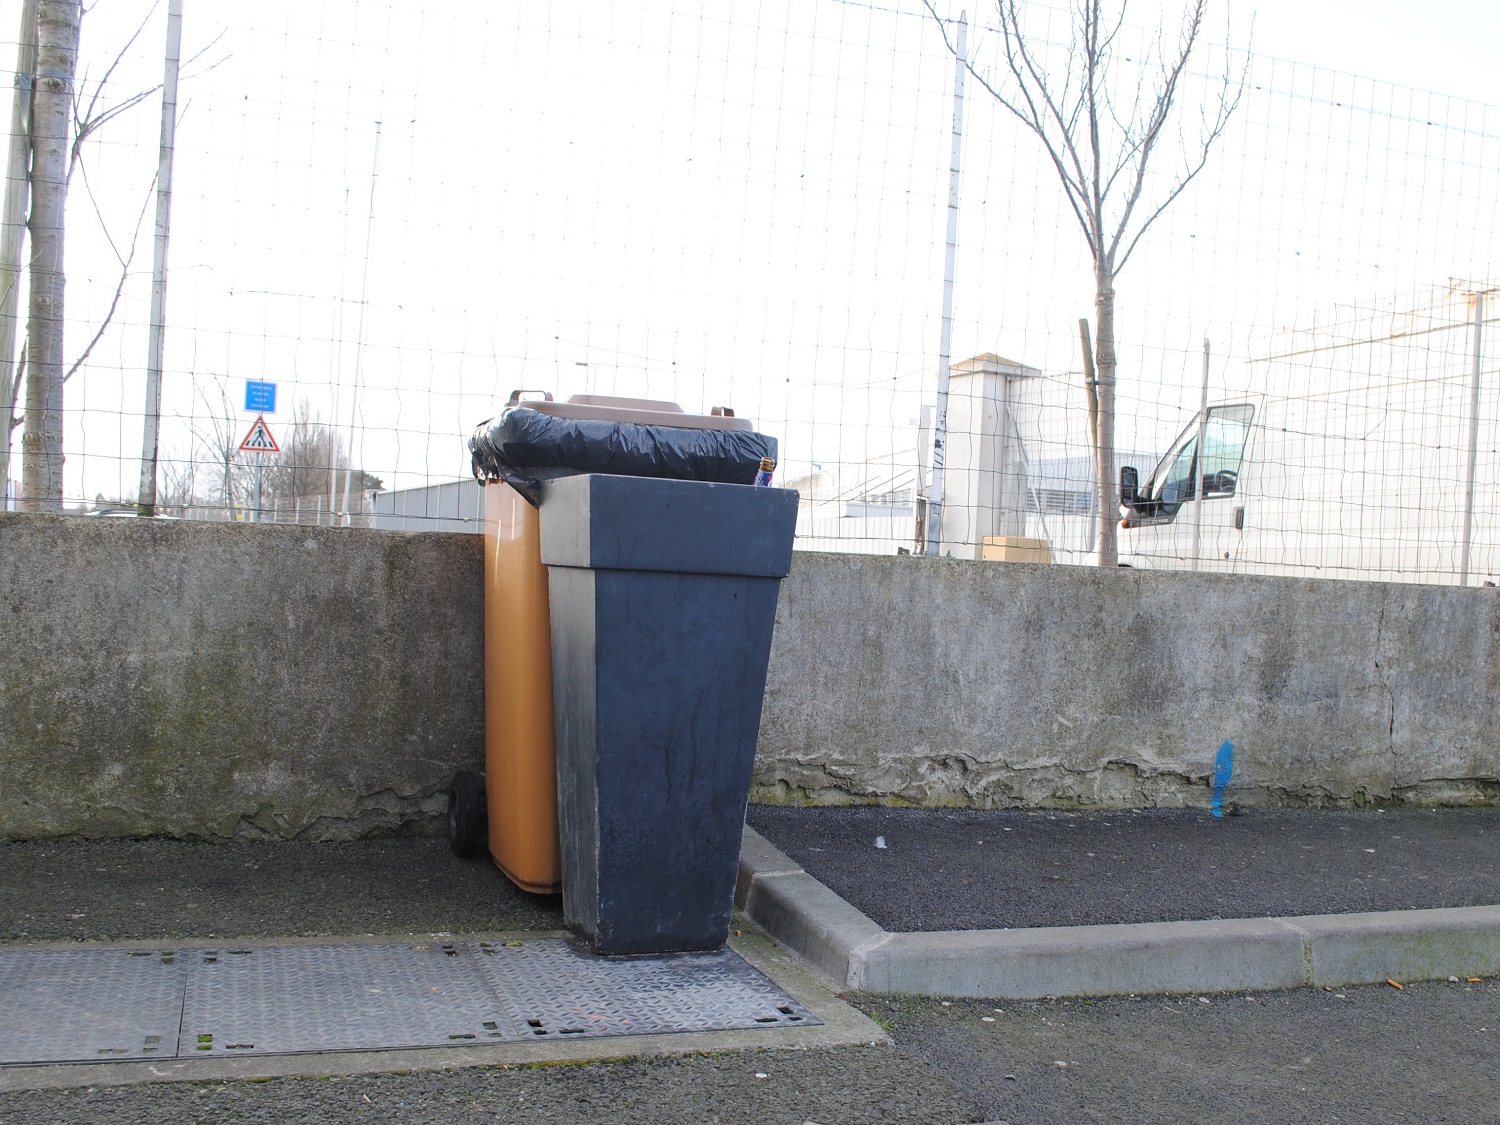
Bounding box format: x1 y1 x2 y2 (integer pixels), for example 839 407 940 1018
1119 465 1139 507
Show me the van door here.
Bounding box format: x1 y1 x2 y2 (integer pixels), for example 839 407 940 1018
1120 403 1255 571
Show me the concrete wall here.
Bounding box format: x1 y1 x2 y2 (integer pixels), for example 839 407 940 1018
3 515 1498 842
0 514 484 840
753 553 1500 809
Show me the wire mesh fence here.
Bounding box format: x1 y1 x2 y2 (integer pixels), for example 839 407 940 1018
2 0 1499 585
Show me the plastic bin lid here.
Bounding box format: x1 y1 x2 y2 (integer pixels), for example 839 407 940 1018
507 391 752 432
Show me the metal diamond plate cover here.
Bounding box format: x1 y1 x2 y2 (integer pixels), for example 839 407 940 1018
0 948 187 1064
179 943 515 1056
469 938 821 1038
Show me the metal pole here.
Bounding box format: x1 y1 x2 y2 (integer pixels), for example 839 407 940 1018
0 0 38 500
1461 291 1485 586
1191 338 1210 570
997 367 1013 534
253 453 262 523
136 0 182 517
924 12 966 557
914 403 932 550
341 120 381 526
327 187 350 521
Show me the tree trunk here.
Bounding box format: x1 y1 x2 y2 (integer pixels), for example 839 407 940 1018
0 1 38 504
20 0 77 512
1093 262 1119 567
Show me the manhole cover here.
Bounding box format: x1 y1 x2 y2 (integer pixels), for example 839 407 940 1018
471 938 820 1038
179 943 514 1056
0 937 818 1064
0 948 187 1064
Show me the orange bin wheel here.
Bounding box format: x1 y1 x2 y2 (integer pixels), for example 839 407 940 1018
482 481 562 893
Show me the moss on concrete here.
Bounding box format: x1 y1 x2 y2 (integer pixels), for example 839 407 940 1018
0 514 483 841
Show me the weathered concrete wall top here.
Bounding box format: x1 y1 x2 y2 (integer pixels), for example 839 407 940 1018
4 517 1498 842
753 553 1500 809
0 514 483 840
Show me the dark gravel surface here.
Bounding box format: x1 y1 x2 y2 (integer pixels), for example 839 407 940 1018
4 982 1499 1123
4 836 1500 1122
0 839 563 942
858 976 1500 1124
0 1048 969 1124
748 805 1500 931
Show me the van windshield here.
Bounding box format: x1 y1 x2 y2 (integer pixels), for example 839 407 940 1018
1141 404 1254 514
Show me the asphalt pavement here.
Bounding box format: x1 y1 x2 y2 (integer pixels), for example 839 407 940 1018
5 823 1500 1122
747 805 1500 931
0 838 563 943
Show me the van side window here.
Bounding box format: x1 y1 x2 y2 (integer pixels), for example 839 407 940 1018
1140 403 1255 517
1156 433 1198 508
1201 404 1254 497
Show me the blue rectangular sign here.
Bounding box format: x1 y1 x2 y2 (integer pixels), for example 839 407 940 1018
244 380 277 413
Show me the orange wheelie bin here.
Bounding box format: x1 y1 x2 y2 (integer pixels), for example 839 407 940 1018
446 477 562 892
449 392 773 898
486 479 562 892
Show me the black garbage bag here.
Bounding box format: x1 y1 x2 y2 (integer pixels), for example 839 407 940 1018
470 407 777 505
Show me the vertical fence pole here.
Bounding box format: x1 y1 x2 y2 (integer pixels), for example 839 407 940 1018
1191 338 1209 570
340 120 381 526
914 403 932 550
1461 291 1485 586
924 12 966 557
137 0 183 517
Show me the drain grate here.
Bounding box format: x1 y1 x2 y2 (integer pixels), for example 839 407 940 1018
471 939 820 1038
0 937 818 1065
0 949 187 1065
179 943 515 1056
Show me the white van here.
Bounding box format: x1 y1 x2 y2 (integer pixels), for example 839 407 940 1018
1117 283 1498 585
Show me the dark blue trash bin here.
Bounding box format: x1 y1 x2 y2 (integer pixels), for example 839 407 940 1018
538 473 799 955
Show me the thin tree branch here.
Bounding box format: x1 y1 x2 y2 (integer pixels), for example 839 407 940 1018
1104 0 1206 264
73 0 159 141
61 271 128 385
180 27 228 75
922 1 1098 253
8 339 24 433
63 173 156 383
1084 0 1105 253
1000 1 1096 220
1113 56 1245 271
1114 11 1249 271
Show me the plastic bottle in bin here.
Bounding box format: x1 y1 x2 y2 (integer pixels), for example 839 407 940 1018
754 457 776 487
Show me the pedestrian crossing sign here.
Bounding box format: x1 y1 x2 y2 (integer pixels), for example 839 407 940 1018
239 414 281 453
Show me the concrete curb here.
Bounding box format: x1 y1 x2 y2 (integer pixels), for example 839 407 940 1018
737 826 1500 998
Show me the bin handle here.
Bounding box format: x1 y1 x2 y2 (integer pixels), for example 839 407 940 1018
507 389 555 407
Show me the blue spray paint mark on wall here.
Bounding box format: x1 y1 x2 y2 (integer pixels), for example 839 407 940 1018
1211 740 1235 818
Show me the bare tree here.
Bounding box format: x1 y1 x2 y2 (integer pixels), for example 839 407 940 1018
261 401 381 525
176 375 246 517
172 389 380 525
153 451 195 514
0 1 39 506
924 0 1247 565
19 0 79 511
18 0 152 510
6 1 226 510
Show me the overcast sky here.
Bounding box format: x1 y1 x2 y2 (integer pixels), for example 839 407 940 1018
5 0 1498 506
1251 0 1499 103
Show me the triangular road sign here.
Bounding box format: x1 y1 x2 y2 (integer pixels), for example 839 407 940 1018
239 414 281 453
